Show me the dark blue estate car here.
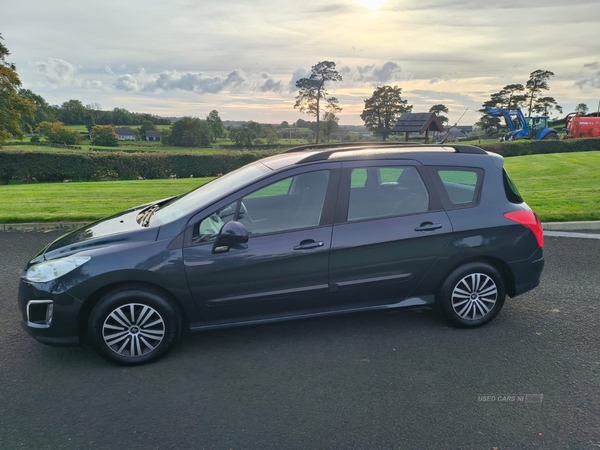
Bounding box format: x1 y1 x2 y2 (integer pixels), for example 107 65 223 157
18 143 544 364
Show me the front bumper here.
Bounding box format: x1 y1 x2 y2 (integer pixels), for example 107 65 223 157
18 278 83 347
508 247 544 297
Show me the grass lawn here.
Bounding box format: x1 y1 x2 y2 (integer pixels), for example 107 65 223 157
0 151 598 224
504 151 600 222
0 179 211 223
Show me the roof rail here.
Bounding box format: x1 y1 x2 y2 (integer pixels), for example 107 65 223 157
284 141 487 163
282 141 416 153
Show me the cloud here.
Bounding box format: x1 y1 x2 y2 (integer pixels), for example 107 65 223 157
35 58 78 87
115 74 139 91
351 61 404 85
575 62 600 89
85 80 104 89
140 69 248 94
309 3 351 13
288 68 310 92
105 66 114 74
575 73 600 89
258 73 283 92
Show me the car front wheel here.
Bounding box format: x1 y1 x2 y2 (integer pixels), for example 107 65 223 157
88 285 181 365
439 262 506 327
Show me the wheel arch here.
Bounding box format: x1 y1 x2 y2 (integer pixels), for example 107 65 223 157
434 255 516 304
77 281 189 342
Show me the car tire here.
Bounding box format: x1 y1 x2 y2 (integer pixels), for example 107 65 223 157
88 285 181 365
438 262 505 327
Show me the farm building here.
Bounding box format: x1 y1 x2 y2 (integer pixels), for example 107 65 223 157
146 131 162 141
392 113 445 143
115 128 136 141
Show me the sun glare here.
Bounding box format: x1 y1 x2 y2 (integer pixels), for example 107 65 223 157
355 0 388 10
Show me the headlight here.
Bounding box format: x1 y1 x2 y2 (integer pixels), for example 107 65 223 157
25 256 91 283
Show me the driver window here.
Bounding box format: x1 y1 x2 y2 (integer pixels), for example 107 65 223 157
239 170 330 236
193 201 238 244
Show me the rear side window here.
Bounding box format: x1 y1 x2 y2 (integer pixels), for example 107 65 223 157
437 169 479 206
502 168 524 203
347 166 429 221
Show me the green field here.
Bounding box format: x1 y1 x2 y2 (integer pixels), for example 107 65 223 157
6 136 309 152
504 152 600 222
0 151 598 223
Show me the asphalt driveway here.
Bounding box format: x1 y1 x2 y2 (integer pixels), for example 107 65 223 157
1 231 599 449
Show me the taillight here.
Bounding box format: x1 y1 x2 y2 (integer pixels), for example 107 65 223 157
504 210 544 248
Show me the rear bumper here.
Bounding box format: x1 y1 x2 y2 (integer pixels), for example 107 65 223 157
508 247 544 297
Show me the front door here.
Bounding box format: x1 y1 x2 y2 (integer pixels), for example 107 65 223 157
183 165 341 325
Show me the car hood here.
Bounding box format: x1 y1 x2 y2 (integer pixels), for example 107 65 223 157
35 199 174 262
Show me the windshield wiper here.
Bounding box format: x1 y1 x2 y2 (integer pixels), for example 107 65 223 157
137 204 160 227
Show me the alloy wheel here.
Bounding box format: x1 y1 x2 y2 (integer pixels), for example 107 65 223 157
451 273 498 321
102 303 165 357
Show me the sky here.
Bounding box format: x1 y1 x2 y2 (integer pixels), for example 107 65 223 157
2 0 600 126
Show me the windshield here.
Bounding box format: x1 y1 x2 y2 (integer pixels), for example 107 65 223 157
155 161 271 223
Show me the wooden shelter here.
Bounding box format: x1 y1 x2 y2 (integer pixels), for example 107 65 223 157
392 113 445 143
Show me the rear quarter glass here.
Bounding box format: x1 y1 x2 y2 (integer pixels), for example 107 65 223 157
502 168 524 203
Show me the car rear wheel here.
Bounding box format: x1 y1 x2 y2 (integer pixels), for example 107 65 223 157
439 262 505 327
88 285 181 365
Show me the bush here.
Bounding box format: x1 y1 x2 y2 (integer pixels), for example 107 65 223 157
479 137 600 157
91 125 119 147
30 135 40 143
37 121 81 145
0 149 275 182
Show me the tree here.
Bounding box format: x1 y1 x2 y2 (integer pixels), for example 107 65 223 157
360 85 412 141
499 84 527 108
58 100 87 125
86 103 102 122
84 112 95 133
280 121 289 129
0 34 35 145
37 121 81 145
166 117 212 147
112 107 132 125
206 110 226 142
526 70 555 117
321 112 339 142
532 97 562 116
575 103 589 115
228 126 257 147
474 115 502 138
265 128 279 145
295 118 310 129
19 89 56 129
429 104 449 126
294 61 342 144
138 120 157 140
91 125 119 147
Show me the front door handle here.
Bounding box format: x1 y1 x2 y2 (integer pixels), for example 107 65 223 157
294 240 324 250
414 222 443 232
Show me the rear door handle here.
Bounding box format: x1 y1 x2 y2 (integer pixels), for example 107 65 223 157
414 222 443 232
294 240 324 250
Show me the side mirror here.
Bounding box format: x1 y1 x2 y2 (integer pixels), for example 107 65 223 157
213 221 248 253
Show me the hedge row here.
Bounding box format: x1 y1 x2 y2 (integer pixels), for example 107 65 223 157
479 137 600 157
0 150 275 183
2 138 600 183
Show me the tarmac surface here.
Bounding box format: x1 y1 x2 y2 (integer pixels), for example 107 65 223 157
1 231 599 449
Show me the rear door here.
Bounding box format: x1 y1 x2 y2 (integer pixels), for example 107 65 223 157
329 160 453 310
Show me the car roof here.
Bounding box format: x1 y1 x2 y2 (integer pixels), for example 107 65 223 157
260 142 488 170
